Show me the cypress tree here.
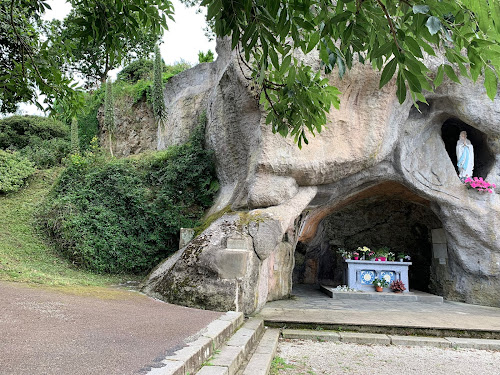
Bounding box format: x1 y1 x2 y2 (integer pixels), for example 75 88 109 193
104 80 115 157
152 45 166 126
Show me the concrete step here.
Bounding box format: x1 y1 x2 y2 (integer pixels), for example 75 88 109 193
281 328 500 351
241 329 280 375
147 311 244 375
320 285 444 303
196 318 265 375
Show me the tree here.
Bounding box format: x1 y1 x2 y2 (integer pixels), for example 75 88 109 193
61 1 169 87
152 45 167 126
0 0 77 113
1 0 173 114
103 80 115 157
198 49 215 63
199 0 500 147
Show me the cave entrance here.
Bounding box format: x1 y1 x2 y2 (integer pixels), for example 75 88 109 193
441 118 495 178
294 182 445 294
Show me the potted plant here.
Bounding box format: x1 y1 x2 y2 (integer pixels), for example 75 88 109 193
353 251 359 260
357 246 371 260
397 253 411 262
387 252 395 261
372 278 389 292
337 248 352 260
390 280 406 293
376 247 390 261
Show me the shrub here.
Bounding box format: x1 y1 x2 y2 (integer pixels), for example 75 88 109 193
116 59 154 83
198 50 214 63
38 115 218 274
0 150 36 194
20 138 71 168
0 115 69 150
0 115 70 168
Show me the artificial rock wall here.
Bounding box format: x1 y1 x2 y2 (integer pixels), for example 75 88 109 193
143 38 500 314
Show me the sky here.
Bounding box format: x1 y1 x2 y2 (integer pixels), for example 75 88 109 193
18 0 216 115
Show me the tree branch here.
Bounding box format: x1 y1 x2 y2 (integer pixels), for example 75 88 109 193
375 0 402 52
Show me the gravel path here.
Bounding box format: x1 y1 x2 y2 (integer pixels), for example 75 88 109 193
274 338 500 375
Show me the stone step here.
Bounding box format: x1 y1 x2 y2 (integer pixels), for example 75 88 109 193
240 329 280 375
147 311 244 375
196 318 265 375
281 328 500 350
320 285 444 303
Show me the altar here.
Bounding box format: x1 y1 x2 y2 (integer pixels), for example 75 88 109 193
344 260 412 292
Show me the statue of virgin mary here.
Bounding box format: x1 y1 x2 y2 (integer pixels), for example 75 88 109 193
456 131 474 181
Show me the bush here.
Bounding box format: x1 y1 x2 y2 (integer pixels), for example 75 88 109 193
0 150 36 194
0 115 70 168
0 115 69 149
38 116 218 274
117 59 154 83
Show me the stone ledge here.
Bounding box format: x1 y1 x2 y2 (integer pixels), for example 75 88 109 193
242 329 280 375
203 318 264 375
146 311 243 375
320 285 444 303
282 329 340 341
339 332 391 345
389 335 451 348
445 337 500 351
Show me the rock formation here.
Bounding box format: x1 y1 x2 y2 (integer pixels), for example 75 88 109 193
143 38 500 314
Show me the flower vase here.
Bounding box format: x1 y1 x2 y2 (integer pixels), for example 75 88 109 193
375 286 383 292
354 257 359 260
379 256 387 261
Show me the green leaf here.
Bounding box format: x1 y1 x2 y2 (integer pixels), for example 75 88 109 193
405 36 423 59
281 54 292 73
444 65 461 84
396 71 407 104
425 16 442 35
307 31 320 53
403 69 422 93
484 67 498 100
269 48 279 70
434 65 444 88
379 58 397 88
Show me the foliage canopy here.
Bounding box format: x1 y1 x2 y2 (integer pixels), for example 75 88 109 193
200 0 500 147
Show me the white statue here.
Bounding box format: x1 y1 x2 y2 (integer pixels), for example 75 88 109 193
456 131 474 181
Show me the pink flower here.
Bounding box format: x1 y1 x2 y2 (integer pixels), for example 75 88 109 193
464 177 473 183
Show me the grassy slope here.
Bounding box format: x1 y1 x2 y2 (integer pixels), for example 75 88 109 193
0 169 139 288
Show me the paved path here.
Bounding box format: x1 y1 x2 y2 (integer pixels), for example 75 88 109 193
0 281 222 375
258 285 500 333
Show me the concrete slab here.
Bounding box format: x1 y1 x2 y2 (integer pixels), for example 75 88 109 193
219 311 244 332
202 319 234 349
445 337 500 350
148 360 184 375
282 329 341 342
320 285 443 303
389 335 451 348
339 332 391 345
210 346 244 375
242 330 280 375
258 285 500 339
197 366 229 375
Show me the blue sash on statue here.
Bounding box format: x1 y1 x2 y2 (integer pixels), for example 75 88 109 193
457 145 469 170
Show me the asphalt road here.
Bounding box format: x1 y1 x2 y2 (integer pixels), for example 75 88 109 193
0 281 222 375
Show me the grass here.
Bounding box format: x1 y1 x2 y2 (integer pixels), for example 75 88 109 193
270 356 295 374
0 168 140 289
